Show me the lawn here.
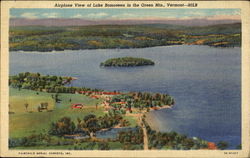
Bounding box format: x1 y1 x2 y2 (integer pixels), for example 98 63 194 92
9 88 105 138
123 115 137 127
9 88 55 113
9 87 138 140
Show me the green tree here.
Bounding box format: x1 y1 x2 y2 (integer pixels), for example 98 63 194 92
78 114 101 139
236 144 241 149
97 142 110 150
49 117 76 136
217 141 229 150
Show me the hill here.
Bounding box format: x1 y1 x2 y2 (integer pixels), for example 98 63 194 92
9 23 241 52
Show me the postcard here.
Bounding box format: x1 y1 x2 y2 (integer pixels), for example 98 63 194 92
1 1 250 157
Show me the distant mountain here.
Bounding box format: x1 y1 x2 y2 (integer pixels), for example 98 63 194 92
10 18 240 27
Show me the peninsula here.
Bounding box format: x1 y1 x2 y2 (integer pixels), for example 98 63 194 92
9 72 219 150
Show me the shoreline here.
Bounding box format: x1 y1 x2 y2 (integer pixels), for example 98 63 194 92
9 44 240 53
144 105 172 132
145 112 160 132
10 45 182 53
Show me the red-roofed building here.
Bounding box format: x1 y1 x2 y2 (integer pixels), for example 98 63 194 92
71 103 84 109
207 142 217 150
78 91 120 95
90 95 99 99
102 92 121 95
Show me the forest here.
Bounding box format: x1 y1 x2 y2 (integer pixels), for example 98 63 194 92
109 92 174 114
9 72 103 93
100 57 155 67
9 23 241 52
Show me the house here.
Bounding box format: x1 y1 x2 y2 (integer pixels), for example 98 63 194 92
207 142 217 150
102 92 121 95
38 102 49 112
71 103 84 109
90 95 99 99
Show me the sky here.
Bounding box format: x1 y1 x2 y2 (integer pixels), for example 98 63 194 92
10 8 240 20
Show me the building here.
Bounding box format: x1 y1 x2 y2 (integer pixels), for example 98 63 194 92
71 103 84 109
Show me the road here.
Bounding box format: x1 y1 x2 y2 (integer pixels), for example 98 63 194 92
139 115 149 150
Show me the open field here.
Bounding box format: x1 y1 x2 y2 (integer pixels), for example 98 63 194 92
9 88 139 138
9 90 55 113
9 88 105 138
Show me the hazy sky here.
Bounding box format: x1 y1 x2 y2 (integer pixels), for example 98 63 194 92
10 8 240 20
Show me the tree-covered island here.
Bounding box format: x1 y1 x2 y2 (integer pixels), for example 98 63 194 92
100 57 155 67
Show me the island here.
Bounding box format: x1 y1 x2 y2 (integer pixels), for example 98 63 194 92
100 57 155 67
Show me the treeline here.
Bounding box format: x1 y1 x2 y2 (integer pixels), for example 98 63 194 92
9 23 241 52
110 92 174 109
9 133 111 150
49 113 128 138
117 128 144 150
9 72 102 93
100 57 155 67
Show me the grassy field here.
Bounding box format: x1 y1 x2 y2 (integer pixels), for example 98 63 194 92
9 88 137 138
9 88 105 138
123 115 137 127
9 88 55 113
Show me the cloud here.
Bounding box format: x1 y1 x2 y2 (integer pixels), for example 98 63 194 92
206 15 241 20
111 13 136 18
182 11 207 18
42 12 60 18
232 10 240 15
19 12 60 19
189 12 206 16
72 14 83 18
10 14 16 18
120 13 135 17
72 12 109 19
20 12 38 19
86 12 109 18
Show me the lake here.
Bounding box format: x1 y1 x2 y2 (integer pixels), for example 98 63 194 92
10 45 241 149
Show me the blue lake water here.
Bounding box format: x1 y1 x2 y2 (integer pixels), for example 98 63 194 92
10 45 241 149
